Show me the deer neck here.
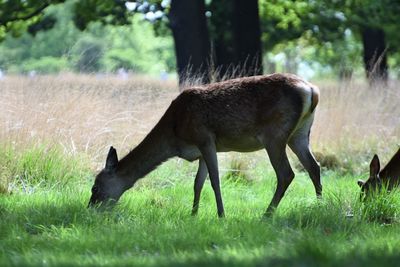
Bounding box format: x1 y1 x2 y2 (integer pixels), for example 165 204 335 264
117 122 177 187
380 149 400 187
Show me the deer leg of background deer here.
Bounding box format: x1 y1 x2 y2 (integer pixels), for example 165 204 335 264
264 142 295 217
289 134 322 197
199 142 225 218
191 157 208 216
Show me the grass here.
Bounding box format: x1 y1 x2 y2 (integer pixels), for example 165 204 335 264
0 73 400 266
2 163 400 267
0 144 92 193
0 74 399 171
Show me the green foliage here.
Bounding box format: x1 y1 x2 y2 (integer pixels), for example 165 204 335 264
1 0 400 78
0 1 81 72
259 0 350 51
258 0 400 78
0 2 175 74
71 36 104 73
100 17 176 73
17 56 69 74
73 0 130 30
0 0 66 41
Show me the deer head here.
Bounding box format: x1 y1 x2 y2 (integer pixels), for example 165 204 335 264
358 148 400 199
358 155 382 198
88 146 129 208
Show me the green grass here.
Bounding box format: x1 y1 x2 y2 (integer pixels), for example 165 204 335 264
0 144 92 189
2 154 400 267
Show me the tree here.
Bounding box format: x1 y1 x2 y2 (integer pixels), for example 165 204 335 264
335 0 394 83
258 0 400 82
0 0 265 84
72 0 264 83
232 0 263 77
0 0 65 41
209 0 263 80
169 0 211 85
361 27 388 82
72 0 212 85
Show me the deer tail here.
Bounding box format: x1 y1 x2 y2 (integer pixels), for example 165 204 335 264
310 85 320 113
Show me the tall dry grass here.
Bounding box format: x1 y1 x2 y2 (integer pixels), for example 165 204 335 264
312 79 400 172
0 73 398 173
0 73 178 167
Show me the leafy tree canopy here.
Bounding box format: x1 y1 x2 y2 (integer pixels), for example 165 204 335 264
0 0 66 40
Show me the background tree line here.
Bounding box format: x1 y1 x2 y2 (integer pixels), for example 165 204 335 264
0 0 399 84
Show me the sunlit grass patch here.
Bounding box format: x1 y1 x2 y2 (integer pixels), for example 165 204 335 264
2 170 400 267
357 186 400 224
0 144 92 193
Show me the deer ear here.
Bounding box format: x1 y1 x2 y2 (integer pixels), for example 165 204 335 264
105 146 118 172
369 154 380 178
357 180 365 188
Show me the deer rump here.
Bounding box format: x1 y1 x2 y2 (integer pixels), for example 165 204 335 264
171 75 314 158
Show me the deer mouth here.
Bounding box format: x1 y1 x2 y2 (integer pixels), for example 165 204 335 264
87 195 118 210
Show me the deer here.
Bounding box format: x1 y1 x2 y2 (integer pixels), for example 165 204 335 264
88 73 321 217
358 148 400 198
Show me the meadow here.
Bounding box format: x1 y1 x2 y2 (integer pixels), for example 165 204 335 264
0 74 400 266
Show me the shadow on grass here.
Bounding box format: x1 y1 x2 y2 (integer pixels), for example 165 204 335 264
0 193 108 233
260 252 400 267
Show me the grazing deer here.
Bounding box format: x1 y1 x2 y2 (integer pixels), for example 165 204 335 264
88 73 321 217
358 148 400 197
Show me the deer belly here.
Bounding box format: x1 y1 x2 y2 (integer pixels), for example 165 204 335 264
216 136 264 152
179 145 202 161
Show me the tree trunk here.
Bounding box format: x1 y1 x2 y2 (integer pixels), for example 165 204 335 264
169 0 211 87
210 0 263 80
232 0 263 77
361 27 388 84
209 0 236 80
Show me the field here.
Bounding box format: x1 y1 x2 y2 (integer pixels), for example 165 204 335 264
1 74 400 266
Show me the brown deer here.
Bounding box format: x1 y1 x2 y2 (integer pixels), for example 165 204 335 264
88 73 321 217
358 148 400 197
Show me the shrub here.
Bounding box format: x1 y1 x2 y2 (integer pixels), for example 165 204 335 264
71 36 104 73
18 56 69 74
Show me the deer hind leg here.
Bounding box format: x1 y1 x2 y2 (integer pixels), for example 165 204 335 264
191 157 208 216
263 140 295 216
199 141 225 218
288 119 321 197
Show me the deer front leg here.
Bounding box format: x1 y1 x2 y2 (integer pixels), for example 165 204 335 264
191 157 208 216
199 142 225 218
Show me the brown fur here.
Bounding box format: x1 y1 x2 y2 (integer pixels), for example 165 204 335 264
89 73 321 217
380 148 400 184
359 148 400 196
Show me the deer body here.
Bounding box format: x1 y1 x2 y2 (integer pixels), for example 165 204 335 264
379 149 400 188
89 73 321 217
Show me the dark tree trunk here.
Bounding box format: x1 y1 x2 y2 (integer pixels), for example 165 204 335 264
210 0 263 80
169 0 211 86
232 0 263 77
209 0 236 80
361 27 388 83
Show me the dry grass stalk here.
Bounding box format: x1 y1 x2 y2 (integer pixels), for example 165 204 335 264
0 73 398 173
